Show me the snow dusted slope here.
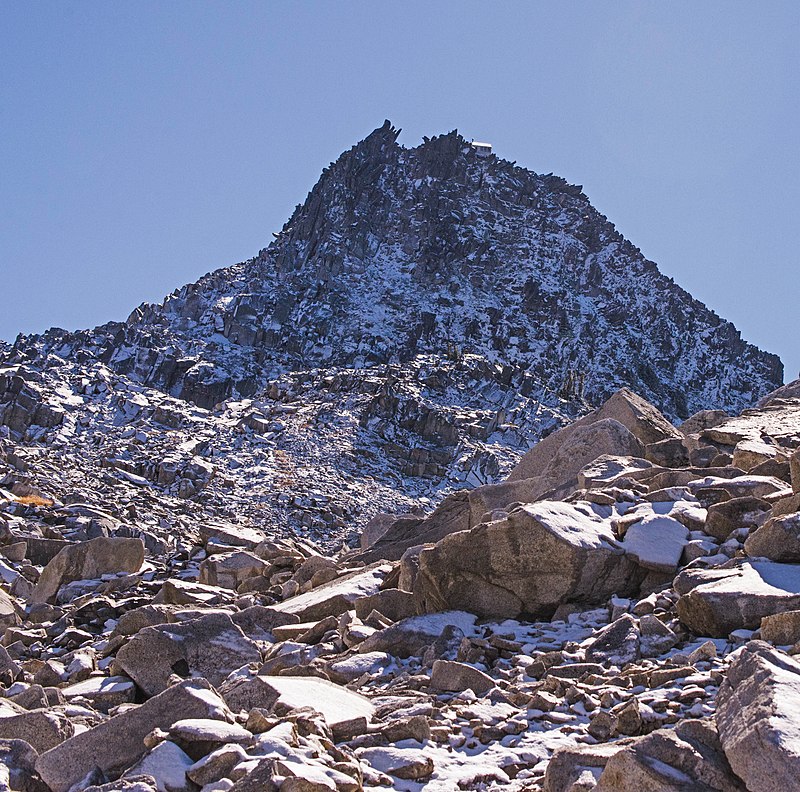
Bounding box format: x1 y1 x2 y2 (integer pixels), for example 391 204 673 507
0 122 783 546
9 121 781 417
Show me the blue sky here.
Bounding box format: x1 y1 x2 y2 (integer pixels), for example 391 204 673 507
2 1 798 381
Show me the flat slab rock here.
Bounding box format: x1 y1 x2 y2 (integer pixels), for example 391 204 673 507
271 562 393 622
35 679 233 792
677 560 800 637
252 676 375 728
702 399 800 448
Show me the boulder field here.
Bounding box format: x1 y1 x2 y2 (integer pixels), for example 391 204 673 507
0 385 800 790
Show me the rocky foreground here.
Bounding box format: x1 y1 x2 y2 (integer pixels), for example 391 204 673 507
2 383 800 791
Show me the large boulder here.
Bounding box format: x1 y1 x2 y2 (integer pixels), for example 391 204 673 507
115 613 262 697
35 679 233 792
676 560 800 637
595 719 744 791
744 512 800 561
507 388 677 486
506 419 644 487
716 641 800 791
508 388 683 481
413 502 643 620
31 537 144 604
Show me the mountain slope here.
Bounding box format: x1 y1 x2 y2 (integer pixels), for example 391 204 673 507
0 122 783 545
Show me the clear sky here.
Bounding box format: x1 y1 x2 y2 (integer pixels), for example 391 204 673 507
2 2 798 381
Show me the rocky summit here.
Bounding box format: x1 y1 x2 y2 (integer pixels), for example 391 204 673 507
0 124 798 791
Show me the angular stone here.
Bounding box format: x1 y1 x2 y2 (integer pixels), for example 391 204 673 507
198 550 267 590
745 512 800 561
0 737 41 792
716 641 800 791
733 439 785 472
353 492 468 564
760 610 800 645
359 746 434 780
792 449 800 494
198 522 264 550
168 718 253 760
248 676 374 729
0 708 73 753
354 589 416 622
690 474 788 503
0 589 20 629
123 741 194 792
645 437 689 468
506 419 644 493
543 741 630 792
621 514 688 573
115 613 262 696
414 502 643 620
509 390 674 488
430 659 494 695
704 496 771 541
153 579 233 606
61 675 137 712
679 409 729 435
230 605 300 640
578 455 654 489
585 614 640 665
357 611 476 658
217 674 282 713
32 537 144 604
187 743 248 786
677 560 800 637
702 399 800 448
326 652 393 685
271 563 393 622
35 679 233 792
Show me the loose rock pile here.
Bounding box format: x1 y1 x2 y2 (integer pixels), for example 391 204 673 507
0 383 799 790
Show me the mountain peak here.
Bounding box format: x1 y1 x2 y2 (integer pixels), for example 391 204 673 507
5 124 782 426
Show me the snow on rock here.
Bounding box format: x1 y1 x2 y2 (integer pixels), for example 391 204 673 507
622 514 689 573
676 560 800 637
